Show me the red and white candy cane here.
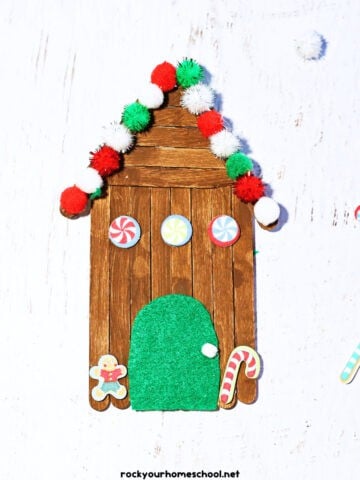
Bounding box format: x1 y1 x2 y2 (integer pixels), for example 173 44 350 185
219 346 261 405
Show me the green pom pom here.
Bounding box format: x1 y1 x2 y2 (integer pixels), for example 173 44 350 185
90 187 102 200
176 58 204 88
226 152 253 179
122 102 151 132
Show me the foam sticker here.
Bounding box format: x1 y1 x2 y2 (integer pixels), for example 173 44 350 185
208 215 240 247
89 354 127 401
109 215 141 248
161 214 192 246
219 346 260 405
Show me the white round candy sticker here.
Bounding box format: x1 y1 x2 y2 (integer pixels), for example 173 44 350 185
161 215 192 246
109 215 141 248
208 215 240 247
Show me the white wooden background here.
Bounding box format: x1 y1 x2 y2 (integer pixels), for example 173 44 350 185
1 1 359 478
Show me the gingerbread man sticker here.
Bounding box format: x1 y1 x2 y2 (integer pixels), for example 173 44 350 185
89 354 127 401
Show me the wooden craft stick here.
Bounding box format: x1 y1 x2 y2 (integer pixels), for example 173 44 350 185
191 189 213 315
151 188 171 299
212 188 235 392
232 199 257 404
89 195 111 411
109 187 132 409
170 188 193 296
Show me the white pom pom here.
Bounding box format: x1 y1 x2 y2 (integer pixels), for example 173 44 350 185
254 197 280 226
180 83 214 114
295 30 323 60
201 343 218 358
101 122 134 153
138 83 164 109
209 130 240 158
75 167 103 194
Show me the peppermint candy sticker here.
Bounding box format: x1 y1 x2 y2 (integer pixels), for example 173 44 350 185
161 215 192 246
109 215 141 248
208 215 240 247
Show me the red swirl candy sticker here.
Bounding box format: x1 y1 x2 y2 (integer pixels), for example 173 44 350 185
109 215 141 248
208 215 240 247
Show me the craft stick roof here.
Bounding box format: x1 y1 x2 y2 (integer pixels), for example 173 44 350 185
59 58 280 228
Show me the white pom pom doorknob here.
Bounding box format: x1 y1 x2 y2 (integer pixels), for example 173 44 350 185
75 167 103 194
138 83 164 109
201 343 218 358
209 130 240 158
102 123 134 152
254 197 280 226
180 83 214 114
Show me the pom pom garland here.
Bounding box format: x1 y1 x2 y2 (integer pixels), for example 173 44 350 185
138 83 165 109
90 146 121 176
60 59 277 223
122 102 151 132
226 152 253 179
101 123 134 153
176 58 203 88
151 61 177 92
75 167 103 194
234 174 265 203
180 83 214 115
60 186 89 216
197 110 224 137
209 130 240 158
254 197 281 226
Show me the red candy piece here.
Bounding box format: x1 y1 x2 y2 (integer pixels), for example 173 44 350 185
151 62 176 92
197 110 223 137
60 186 89 215
234 174 265 203
90 146 121 177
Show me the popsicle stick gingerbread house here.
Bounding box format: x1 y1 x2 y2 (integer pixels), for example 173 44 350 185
60 60 280 411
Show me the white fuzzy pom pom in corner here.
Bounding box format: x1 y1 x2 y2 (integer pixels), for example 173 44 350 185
101 122 134 153
180 83 214 115
254 197 280 226
138 83 164 109
75 167 103 194
295 30 323 60
209 130 240 158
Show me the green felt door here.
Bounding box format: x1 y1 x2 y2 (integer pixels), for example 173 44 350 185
128 294 220 411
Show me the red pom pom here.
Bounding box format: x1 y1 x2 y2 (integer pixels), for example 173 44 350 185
60 186 89 215
234 174 265 203
197 110 224 137
90 146 121 177
151 62 176 92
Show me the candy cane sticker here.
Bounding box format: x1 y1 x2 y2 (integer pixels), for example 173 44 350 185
219 346 261 405
340 343 360 384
